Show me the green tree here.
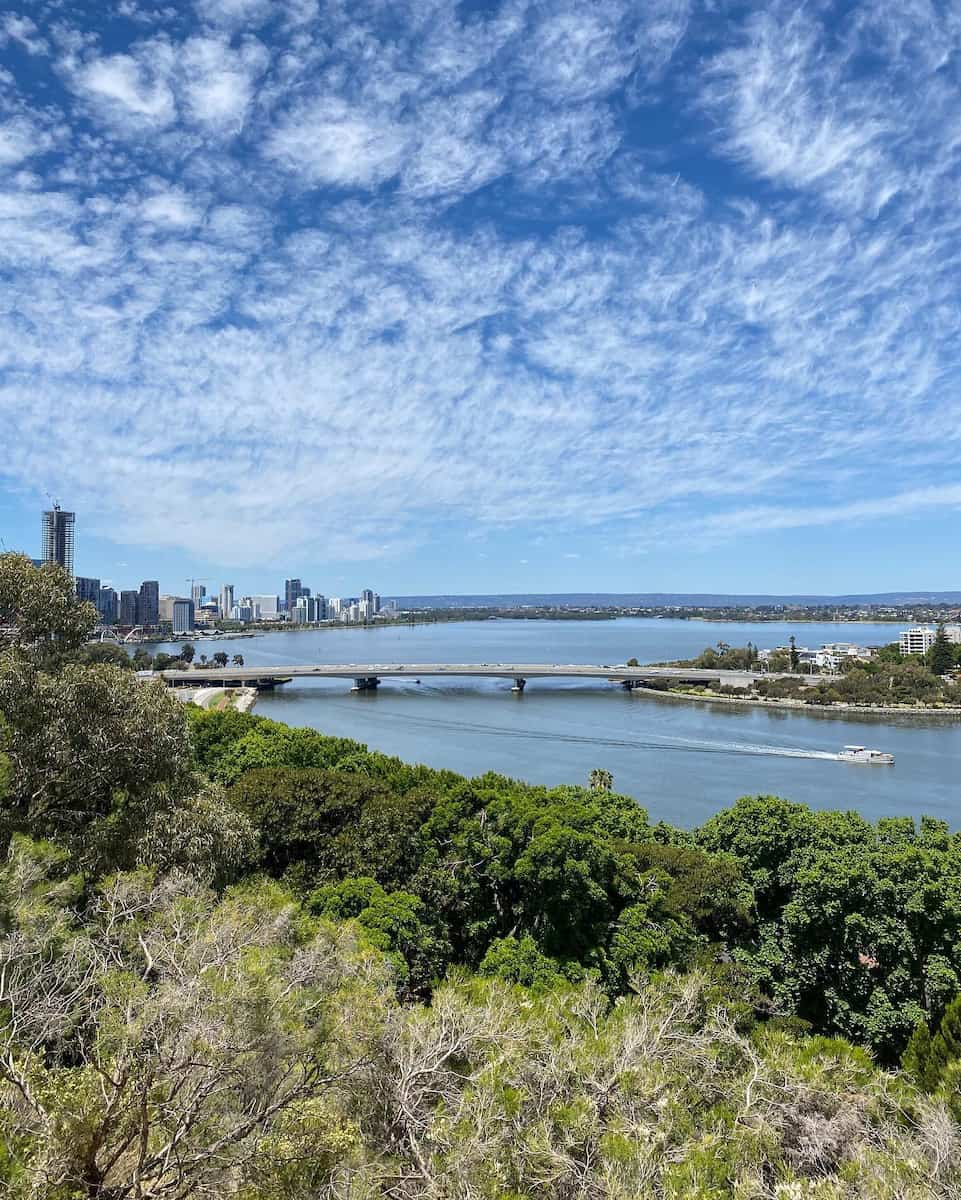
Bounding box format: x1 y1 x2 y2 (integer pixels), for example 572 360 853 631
588 767 613 792
232 653 245 666
789 634 800 672
180 642 195 663
0 553 97 668
213 650 229 667
930 624 955 677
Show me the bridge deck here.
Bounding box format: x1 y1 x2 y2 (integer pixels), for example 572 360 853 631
158 663 820 687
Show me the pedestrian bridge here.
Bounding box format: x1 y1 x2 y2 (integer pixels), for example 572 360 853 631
158 662 818 692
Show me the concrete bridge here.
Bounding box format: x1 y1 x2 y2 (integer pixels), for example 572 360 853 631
157 662 822 693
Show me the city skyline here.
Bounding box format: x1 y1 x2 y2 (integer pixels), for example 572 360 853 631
3 3 961 592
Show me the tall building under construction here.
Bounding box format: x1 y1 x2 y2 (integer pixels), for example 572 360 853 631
41 504 75 576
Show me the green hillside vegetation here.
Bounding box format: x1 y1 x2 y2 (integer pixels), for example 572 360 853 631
1 552 960 1196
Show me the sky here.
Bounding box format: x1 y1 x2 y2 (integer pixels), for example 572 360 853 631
1 0 960 599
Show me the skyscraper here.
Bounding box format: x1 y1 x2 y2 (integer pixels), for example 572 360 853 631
285 578 303 612
220 584 234 617
41 505 75 575
98 587 118 623
138 580 159 627
75 576 100 607
119 590 139 626
191 583 206 608
172 599 195 634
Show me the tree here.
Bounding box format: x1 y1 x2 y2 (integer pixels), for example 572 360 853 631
588 767 613 792
0 553 97 668
0 844 390 1199
930 624 955 677
232 653 245 666
213 651 229 667
789 634 800 672
180 642 195 663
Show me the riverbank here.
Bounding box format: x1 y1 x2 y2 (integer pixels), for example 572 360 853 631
172 686 258 713
631 684 961 718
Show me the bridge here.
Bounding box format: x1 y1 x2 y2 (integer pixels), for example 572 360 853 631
157 662 822 693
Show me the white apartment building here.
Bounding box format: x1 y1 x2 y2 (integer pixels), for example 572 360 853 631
900 626 937 656
944 624 961 645
250 594 280 620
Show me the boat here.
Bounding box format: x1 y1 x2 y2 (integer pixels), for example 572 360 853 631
839 745 895 765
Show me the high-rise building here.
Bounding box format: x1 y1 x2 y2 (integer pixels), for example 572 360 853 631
284 579 303 613
98 587 118 623
119 590 140 626
41 505 75 575
251 594 279 620
293 595 318 624
191 583 206 608
220 584 234 618
138 580 159 627
172 599 195 634
75 576 100 607
314 594 327 620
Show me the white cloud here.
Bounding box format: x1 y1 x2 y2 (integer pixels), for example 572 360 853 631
180 36 267 131
74 50 176 127
265 98 410 187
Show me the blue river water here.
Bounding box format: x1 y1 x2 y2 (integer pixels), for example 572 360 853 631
149 618 961 828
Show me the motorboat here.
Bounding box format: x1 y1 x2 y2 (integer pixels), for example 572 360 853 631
839 745 894 765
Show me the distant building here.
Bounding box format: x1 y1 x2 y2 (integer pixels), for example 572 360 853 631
220 584 234 618
900 627 937 656
231 603 253 622
251 594 279 620
75 576 100 608
943 624 961 645
97 586 118 624
138 580 159 627
191 583 206 608
327 597 342 618
159 595 178 623
284 579 303 613
314 594 327 620
119 590 140 626
172 599 195 634
293 595 318 624
41 505 75 575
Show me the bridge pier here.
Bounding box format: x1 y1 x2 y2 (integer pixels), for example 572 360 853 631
511 677 526 692
351 676 380 692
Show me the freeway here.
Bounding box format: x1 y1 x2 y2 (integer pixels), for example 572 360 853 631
157 663 823 692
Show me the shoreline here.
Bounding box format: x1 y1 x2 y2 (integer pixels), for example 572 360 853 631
631 684 961 719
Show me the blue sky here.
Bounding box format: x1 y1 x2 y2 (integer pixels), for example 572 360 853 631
1 0 960 599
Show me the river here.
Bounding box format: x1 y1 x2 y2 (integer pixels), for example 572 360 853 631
148 618 961 828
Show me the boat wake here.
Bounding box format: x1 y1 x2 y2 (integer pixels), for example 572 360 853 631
321 702 842 762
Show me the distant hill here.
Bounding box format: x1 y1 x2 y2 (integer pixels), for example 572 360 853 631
388 592 961 608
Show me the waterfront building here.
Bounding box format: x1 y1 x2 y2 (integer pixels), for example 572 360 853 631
251 594 280 620
284 579 303 613
327 597 342 618
138 580 159 628
900 626 937 656
41 505 75 575
293 595 318 624
119 590 139 626
159 595 177 623
172 598 195 634
220 584 234 618
75 576 100 607
314 594 327 620
231 603 253 622
97 586 118 624
190 583 206 608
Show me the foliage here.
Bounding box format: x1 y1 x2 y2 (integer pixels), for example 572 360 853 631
0 840 390 1199
1 843 957 1199
929 625 956 677
0 553 97 669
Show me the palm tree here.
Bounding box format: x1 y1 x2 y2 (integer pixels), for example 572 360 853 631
589 768 613 792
